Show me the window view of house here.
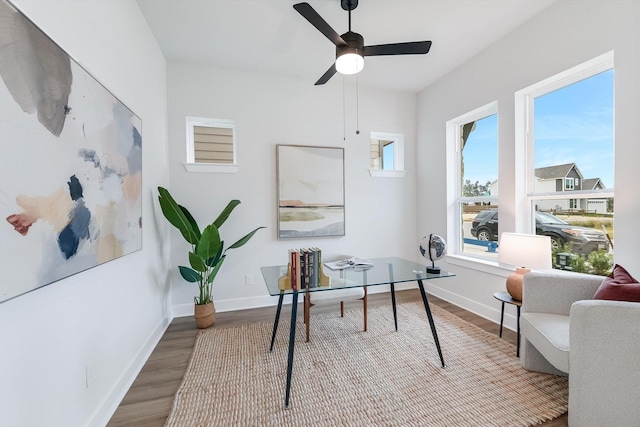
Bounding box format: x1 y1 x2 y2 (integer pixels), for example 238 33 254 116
529 68 614 275
369 132 405 177
371 138 395 170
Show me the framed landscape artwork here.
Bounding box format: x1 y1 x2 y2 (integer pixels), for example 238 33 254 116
277 145 345 239
0 0 142 303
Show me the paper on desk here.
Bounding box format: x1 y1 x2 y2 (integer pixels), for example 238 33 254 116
323 257 373 270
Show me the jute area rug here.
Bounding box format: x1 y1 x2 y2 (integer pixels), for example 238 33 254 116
165 302 567 427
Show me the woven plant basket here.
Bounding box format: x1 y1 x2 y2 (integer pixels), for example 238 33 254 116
194 302 215 329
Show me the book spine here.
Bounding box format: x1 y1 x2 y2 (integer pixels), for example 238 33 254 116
303 249 310 290
299 248 305 289
298 250 302 291
310 248 318 288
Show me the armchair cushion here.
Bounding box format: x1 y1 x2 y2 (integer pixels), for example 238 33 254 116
593 264 640 302
520 312 570 373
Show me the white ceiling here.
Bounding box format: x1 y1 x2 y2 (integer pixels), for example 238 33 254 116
137 0 557 93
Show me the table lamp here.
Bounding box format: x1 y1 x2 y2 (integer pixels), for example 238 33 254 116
498 232 552 301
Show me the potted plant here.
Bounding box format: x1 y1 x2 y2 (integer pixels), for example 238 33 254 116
158 186 264 328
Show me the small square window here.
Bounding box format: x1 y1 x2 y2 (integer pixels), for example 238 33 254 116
369 132 405 178
184 116 238 173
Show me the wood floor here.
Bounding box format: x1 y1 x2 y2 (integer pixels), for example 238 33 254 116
107 289 568 426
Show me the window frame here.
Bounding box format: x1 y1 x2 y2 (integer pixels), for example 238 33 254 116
515 51 614 234
446 101 499 260
184 116 239 173
369 131 405 178
564 178 574 191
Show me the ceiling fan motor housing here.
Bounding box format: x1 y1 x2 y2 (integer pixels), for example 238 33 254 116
341 0 358 11
337 31 364 58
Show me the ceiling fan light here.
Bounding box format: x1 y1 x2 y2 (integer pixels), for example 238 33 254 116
336 52 364 75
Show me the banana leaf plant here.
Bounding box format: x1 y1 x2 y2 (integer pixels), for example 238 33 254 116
158 186 265 305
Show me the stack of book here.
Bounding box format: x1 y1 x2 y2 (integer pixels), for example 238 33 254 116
278 248 329 291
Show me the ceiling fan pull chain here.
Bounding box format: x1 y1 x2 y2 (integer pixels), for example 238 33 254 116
355 73 360 135
343 75 346 141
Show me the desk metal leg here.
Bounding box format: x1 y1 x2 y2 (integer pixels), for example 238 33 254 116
516 305 521 358
499 301 505 338
284 292 298 408
390 282 398 331
269 293 284 352
304 293 310 342
417 279 445 368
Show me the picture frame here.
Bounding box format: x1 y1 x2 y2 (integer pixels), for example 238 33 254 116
0 0 142 303
276 145 345 239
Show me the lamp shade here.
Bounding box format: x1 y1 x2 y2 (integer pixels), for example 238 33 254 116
336 51 364 75
498 232 552 270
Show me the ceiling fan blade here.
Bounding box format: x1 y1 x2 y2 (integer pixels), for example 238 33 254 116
315 63 337 85
364 41 432 56
293 3 347 47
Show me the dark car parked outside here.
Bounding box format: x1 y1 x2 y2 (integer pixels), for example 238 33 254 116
470 209 610 255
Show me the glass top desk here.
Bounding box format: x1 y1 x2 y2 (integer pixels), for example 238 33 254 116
260 256 455 408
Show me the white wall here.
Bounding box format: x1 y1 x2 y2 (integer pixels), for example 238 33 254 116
0 1 170 426
417 0 640 327
167 64 419 315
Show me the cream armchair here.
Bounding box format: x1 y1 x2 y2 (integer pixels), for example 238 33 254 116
520 271 640 427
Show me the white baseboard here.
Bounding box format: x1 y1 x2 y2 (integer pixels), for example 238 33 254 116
88 313 172 427
172 294 290 317
172 282 448 317
423 282 518 333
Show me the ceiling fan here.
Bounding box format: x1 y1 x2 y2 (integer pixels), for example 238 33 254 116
293 0 432 85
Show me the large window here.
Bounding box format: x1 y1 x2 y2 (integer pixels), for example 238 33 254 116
446 102 498 259
516 52 614 275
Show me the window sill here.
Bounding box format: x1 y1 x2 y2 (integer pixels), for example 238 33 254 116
369 170 406 178
446 254 511 278
184 163 239 174
446 253 561 279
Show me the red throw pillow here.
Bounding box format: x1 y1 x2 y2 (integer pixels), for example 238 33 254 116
593 264 640 302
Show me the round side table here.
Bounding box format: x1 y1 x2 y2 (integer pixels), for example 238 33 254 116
493 291 522 357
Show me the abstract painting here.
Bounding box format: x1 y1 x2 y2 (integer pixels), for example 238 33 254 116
277 145 344 239
0 0 142 303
